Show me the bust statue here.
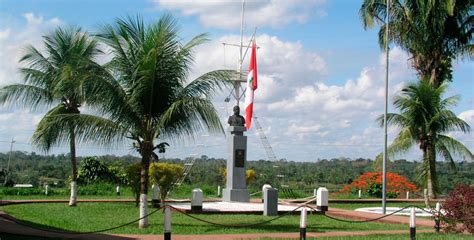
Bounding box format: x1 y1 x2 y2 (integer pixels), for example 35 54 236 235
228 105 246 126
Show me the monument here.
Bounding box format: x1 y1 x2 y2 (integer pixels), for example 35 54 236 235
223 106 250 202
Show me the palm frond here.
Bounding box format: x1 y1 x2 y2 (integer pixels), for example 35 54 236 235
437 134 474 161
0 84 54 109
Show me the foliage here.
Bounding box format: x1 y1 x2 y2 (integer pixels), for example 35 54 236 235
376 81 472 198
246 169 256 184
77 157 115 184
442 184 474 234
124 163 142 206
149 162 183 200
341 172 417 198
220 168 257 185
360 0 473 87
1 151 474 196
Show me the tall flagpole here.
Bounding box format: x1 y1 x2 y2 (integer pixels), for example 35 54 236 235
382 0 390 215
235 0 245 107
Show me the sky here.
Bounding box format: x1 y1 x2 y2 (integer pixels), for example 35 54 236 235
0 0 473 162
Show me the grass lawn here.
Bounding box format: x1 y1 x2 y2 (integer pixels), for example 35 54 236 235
1 202 429 235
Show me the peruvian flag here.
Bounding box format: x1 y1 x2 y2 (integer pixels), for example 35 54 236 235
245 38 257 129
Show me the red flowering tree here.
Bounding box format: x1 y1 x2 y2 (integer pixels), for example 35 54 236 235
341 172 418 198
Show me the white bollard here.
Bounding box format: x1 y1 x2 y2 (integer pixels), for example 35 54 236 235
191 188 203 211
358 189 362 199
410 207 416 240
262 184 272 203
116 185 120 196
435 202 441 233
300 207 307 240
217 185 221 197
45 184 49 195
406 191 410 199
164 206 171 240
316 187 329 212
152 184 160 208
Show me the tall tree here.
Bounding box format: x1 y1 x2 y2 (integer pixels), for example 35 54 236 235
379 81 473 201
360 0 473 87
0 26 105 206
47 15 233 228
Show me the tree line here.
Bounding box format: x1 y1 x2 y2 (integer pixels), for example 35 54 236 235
1 151 472 195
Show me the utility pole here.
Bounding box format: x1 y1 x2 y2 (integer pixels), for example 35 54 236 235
4 138 15 185
382 0 391 215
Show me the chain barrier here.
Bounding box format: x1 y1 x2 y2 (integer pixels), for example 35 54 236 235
249 191 262 196
1 202 449 235
0 206 164 234
167 204 305 228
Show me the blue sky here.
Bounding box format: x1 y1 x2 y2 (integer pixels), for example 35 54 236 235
0 0 472 161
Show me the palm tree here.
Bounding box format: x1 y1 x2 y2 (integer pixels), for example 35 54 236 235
360 0 473 87
379 81 473 201
48 15 233 228
0 26 105 206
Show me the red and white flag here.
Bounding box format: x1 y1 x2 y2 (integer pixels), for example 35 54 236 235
245 38 257 129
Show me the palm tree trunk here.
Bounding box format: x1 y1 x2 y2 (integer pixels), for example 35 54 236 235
427 145 437 200
422 146 430 208
138 142 152 228
69 127 78 207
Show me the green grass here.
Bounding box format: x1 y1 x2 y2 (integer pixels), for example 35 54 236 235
1 202 428 235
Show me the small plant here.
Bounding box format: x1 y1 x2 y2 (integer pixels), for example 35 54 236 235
149 163 184 201
442 184 474 234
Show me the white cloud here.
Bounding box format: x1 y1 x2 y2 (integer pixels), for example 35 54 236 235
154 0 327 29
191 34 327 103
0 13 61 86
459 110 474 126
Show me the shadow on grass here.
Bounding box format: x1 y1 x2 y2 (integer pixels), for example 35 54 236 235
0 214 134 240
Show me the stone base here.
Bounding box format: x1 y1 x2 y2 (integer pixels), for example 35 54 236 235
223 188 250 202
317 205 328 212
191 205 203 211
152 199 161 208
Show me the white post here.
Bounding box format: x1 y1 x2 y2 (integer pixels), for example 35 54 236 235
152 184 159 199
300 207 307 240
45 184 49 196
139 193 148 228
358 189 362 199
164 206 171 240
217 185 221 197
116 185 120 196
191 188 203 211
152 184 160 208
406 191 410 199
262 184 272 203
69 181 77 206
435 202 441 233
424 188 428 198
410 207 416 240
316 187 329 212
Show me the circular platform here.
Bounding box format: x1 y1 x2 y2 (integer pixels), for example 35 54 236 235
355 207 434 217
170 201 319 214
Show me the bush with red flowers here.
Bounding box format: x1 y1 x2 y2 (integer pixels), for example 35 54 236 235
341 172 417 198
442 184 474 233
